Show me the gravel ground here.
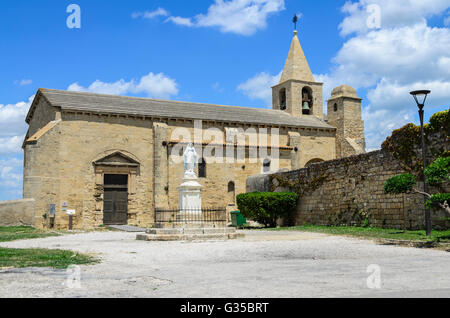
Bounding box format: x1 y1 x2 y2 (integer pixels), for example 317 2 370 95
0 230 449 298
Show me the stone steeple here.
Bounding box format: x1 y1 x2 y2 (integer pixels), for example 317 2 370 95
280 30 315 83
272 29 323 119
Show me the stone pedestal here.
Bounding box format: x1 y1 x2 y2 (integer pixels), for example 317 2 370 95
177 172 202 214
137 154 245 241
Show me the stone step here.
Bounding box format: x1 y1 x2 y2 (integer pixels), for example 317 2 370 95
136 232 244 242
107 225 147 232
146 227 237 235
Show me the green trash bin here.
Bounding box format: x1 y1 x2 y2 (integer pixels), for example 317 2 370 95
231 210 247 227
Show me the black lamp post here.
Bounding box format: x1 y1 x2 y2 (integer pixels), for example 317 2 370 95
410 90 432 236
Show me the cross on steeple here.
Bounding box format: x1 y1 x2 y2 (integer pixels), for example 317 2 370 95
293 14 298 30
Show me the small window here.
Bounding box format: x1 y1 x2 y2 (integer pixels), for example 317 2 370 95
263 159 271 173
198 158 207 178
334 103 338 112
228 181 235 193
279 89 287 110
228 181 236 205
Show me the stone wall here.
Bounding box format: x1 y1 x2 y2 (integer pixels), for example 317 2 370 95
0 199 35 227
23 119 62 229
247 147 449 230
28 97 58 137
57 113 155 230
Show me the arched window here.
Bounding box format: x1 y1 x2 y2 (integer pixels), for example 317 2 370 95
263 158 271 173
334 103 338 112
279 88 287 110
302 87 313 115
305 158 324 167
198 158 206 178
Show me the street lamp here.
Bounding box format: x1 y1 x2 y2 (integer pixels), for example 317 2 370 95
410 90 432 236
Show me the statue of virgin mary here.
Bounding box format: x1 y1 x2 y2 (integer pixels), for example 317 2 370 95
183 143 198 176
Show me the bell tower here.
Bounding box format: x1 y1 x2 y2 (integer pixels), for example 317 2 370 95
327 85 366 158
272 30 323 119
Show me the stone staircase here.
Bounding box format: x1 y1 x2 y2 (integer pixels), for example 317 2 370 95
136 227 244 241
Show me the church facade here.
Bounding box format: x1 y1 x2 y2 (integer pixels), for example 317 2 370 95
23 31 366 229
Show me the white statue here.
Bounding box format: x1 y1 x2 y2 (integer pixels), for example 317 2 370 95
179 142 202 213
183 143 198 177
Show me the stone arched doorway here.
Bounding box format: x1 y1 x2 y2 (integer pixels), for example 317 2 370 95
93 151 140 225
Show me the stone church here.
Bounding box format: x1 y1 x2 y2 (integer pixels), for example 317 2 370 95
23 30 366 229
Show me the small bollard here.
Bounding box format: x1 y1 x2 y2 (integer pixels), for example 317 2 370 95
67 210 76 230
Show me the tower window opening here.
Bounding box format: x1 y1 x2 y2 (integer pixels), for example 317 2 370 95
280 89 287 110
198 158 206 178
334 103 338 112
228 181 236 206
263 158 271 173
302 87 313 115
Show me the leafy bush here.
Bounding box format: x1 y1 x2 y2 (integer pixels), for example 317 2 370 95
236 192 298 228
426 193 450 210
425 156 450 186
381 123 421 173
381 110 449 173
384 173 417 194
428 110 450 133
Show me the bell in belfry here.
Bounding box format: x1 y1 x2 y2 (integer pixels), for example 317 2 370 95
302 101 311 115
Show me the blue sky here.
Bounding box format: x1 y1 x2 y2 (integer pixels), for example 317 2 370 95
1 0 449 201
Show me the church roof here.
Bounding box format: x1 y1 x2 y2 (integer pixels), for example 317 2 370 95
280 31 315 83
33 88 334 129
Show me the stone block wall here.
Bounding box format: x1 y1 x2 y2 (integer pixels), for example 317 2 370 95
0 199 35 227
57 113 155 230
248 148 449 230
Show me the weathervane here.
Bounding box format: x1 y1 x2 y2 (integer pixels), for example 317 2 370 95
293 14 298 30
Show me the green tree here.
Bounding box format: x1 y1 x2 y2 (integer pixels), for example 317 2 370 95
384 156 450 216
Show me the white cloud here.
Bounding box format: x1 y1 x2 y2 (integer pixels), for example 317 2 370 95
362 105 415 151
165 16 194 27
0 97 29 198
0 157 23 195
68 72 179 99
445 13 450 26
237 71 281 106
194 0 285 36
14 79 32 86
132 8 169 19
367 78 450 110
339 0 450 36
0 136 25 155
0 96 33 155
318 1 450 150
212 82 224 93
157 0 285 36
332 22 450 88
